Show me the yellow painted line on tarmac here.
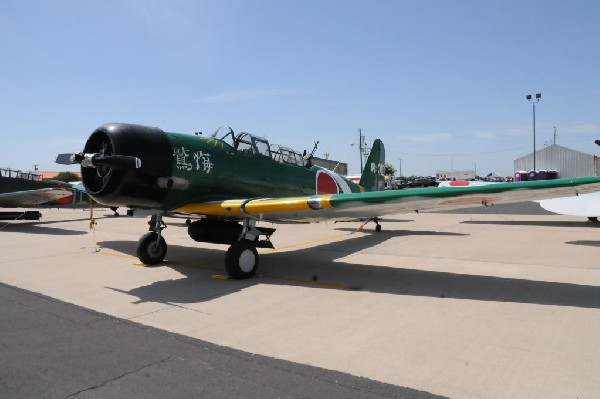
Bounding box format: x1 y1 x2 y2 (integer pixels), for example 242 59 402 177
94 231 351 262
96 250 137 260
177 260 222 271
260 274 350 290
211 273 349 290
254 231 355 289
96 248 225 270
94 231 353 289
259 231 352 254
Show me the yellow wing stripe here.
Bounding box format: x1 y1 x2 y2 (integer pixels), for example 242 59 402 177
174 195 333 215
175 200 245 215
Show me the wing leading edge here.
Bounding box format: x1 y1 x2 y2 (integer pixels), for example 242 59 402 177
172 176 600 222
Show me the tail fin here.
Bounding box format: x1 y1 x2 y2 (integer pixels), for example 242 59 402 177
359 139 385 192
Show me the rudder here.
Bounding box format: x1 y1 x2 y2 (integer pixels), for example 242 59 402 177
359 139 385 192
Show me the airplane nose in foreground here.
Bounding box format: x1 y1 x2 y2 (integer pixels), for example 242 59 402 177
78 123 173 208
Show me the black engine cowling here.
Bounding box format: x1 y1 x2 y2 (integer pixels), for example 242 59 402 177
81 123 173 208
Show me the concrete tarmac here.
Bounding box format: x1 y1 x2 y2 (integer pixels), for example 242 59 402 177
1 204 599 398
0 283 439 399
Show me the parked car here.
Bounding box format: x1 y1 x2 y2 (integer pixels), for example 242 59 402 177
407 177 438 187
392 179 408 189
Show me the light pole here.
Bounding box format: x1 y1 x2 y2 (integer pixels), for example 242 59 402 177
526 93 541 172
398 157 402 178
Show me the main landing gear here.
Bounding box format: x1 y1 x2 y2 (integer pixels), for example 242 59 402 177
225 239 259 279
224 219 274 279
135 215 275 279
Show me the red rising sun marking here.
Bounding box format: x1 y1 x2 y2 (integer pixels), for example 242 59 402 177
56 192 74 204
449 181 470 186
317 172 339 194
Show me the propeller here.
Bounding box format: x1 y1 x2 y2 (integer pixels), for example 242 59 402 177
55 153 141 170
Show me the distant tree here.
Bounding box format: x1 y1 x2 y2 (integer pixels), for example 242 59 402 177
384 163 396 176
54 171 80 182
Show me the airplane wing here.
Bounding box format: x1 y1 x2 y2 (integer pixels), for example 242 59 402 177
0 188 73 207
173 176 600 222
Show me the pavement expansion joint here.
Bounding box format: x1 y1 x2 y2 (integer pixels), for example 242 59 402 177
65 355 173 398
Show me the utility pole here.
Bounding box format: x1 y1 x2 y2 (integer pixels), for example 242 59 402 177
351 128 367 173
358 128 363 173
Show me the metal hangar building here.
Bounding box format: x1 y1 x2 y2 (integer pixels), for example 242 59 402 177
514 144 599 179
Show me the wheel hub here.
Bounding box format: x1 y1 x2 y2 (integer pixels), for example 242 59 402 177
238 249 256 272
148 243 160 256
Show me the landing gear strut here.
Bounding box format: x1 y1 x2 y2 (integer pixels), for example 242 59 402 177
137 213 167 264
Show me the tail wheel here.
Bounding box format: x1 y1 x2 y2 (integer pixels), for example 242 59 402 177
137 232 167 264
225 240 258 279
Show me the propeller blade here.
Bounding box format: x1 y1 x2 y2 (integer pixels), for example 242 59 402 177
55 153 83 165
92 155 142 170
56 152 141 170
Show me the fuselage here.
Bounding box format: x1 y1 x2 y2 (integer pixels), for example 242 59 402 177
80 123 361 211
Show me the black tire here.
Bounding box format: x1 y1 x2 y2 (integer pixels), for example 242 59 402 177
588 217 599 223
225 240 258 279
375 224 382 232
137 232 167 265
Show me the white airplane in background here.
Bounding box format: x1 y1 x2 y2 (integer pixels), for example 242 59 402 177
538 192 600 222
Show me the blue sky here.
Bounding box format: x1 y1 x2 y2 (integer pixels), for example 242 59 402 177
1 0 599 177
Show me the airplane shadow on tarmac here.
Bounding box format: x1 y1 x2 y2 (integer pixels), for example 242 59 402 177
462 220 600 228
566 240 600 247
100 227 600 310
0 221 88 235
0 216 115 236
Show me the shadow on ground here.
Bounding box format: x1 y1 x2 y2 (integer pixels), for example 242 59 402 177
99 226 600 310
462 220 598 228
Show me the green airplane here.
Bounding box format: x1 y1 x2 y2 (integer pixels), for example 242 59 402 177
0 168 73 220
56 123 600 279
